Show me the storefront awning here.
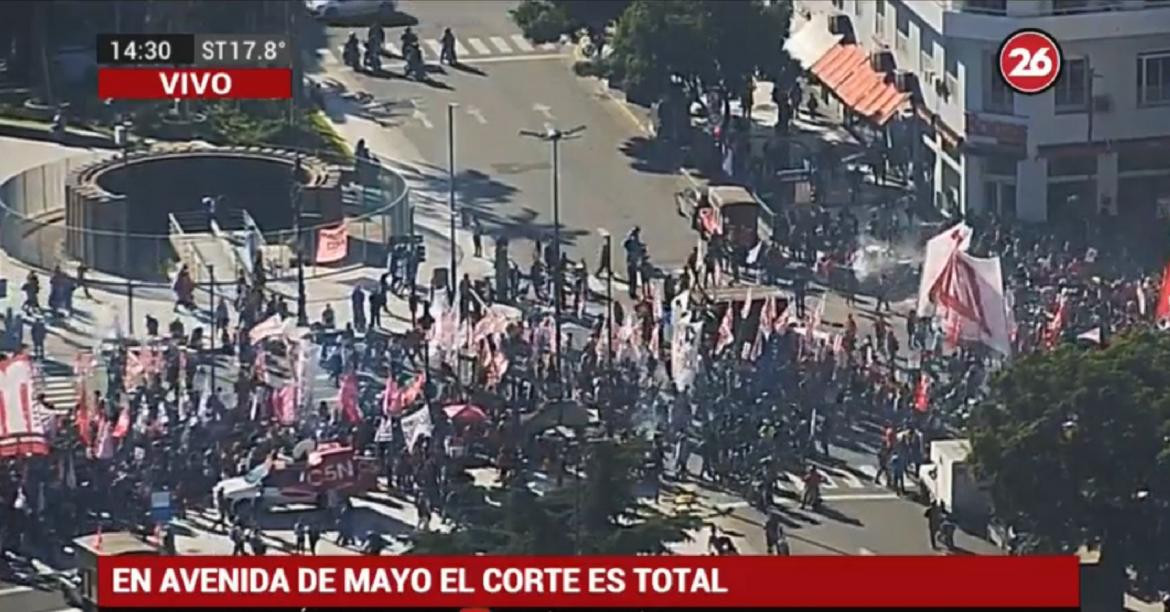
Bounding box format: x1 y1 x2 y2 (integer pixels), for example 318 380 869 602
810 44 910 127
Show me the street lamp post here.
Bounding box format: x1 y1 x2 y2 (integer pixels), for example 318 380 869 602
292 154 307 326
208 263 216 388
448 103 458 305
520 125 586 390
599 228 614 371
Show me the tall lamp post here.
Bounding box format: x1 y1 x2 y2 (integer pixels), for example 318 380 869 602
292 154 307 326
447 103 458 304
520 124 586 388
598 228 614 371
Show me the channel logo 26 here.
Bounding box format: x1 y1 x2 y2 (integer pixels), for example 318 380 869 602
998 29 1063 95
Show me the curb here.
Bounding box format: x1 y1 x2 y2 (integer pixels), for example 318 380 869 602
0 119 119 149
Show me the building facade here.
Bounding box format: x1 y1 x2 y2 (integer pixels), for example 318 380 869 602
792 0 1170 229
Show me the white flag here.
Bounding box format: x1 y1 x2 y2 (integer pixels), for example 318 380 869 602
401 406 433 452
249 315 285 345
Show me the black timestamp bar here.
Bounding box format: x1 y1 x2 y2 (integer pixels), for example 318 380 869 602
97 34 195 66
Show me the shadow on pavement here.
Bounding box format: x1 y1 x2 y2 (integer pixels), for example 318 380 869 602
449 62 487 77
619 136 681 175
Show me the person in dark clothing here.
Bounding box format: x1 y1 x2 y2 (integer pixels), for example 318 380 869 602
472 218 484 258
925 501 943 549
369 288 385 330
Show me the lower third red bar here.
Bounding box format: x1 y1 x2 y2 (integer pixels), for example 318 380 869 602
98 68 291 100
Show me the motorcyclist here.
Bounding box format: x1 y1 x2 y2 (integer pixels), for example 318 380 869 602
404 41 423 79
799 465 822 510
400 26 419 54
343 32 360 70
364 39 381 72
367 23 385 49
440 27 457 65
765 514 788 555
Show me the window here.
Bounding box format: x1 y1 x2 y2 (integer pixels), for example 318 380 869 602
853 0 861 14
984 52 1013 113
965 0 1007 13
1047 155 1097 177
875 0 886 38
832 0 844 8
944 55 959 100
920 39 935 75
1053 58 1089 113
895 15 909 55
985 156 1018 177
1138 52 1170 106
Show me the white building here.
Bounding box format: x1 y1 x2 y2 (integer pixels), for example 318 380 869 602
789 0 1170 231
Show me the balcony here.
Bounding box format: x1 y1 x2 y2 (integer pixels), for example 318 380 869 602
935 0 1161 16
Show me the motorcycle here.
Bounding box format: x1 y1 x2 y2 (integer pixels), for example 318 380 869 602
364 41 382 73
404 43 425 80
343 38 360 71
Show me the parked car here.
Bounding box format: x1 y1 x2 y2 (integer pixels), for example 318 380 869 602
305 0 397 20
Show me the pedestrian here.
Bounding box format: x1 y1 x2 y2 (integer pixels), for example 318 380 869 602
77 263 92 299
308 521 321 555
924 501 943 550
906 311 919 349
875 273 891 312
369 287 385 330
21 272 39 313
230 522 246 555
351 285 366 333
30 317 46 360
890 449 905 495
597 239 611 278
472 217 484 258
294 519 307 554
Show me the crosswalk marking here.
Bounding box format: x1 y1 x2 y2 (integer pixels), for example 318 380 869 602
510 34 535 52
384 42 400 57
453 40 470 57
539 42 558 52
489 36 512 53
467 37 492 55
424 39 443 58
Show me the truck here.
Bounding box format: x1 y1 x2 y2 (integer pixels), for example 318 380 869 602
213 444 379 515
916 438 991 522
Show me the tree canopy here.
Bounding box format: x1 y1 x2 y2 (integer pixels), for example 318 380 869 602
510 0 633 44
408 438 701 555
604 0 791 102
968 330 1170 588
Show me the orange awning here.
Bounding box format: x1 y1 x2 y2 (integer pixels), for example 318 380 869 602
809 43 910 126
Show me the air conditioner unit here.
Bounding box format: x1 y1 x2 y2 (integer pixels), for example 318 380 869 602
1092 94 1112 113
869 50 895 73
892 70 917 93
828 14 851 35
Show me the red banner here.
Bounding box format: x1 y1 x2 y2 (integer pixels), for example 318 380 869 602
315 223 348 264
98 68 292 100
98 555 1078 608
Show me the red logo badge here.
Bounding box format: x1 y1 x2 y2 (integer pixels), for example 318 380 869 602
998 29 1063 95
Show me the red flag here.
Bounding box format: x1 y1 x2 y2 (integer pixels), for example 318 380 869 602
111 400 131 438
1156 260 1170 321
1045 296 1067 350
399 374 426 408
271 386 297 425
75 384 91 447
382 375 402 416
913 373 931 413
339 372 361 424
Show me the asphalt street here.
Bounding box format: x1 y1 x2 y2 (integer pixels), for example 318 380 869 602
0 578 75 612
314 0 698 275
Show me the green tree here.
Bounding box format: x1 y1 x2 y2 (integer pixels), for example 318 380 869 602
408 438 700 555
968 330 1170 589
510 0 632 44
604 0 791 104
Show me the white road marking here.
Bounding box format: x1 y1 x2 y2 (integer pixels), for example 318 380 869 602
467 37 492 55
510 34 535 52
833 469 867 488
819 472 840 489
412 108 433 129
454 40 470 57
858 547 876 555
539 42 558 51
424 39 443 58
821 492 900 501
543 121 555 133
489 36 512 53
456 52 564 64
785 472 805 491
384 42 400 57
533 103 554 120
0 586 33 596
466 106 487 125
